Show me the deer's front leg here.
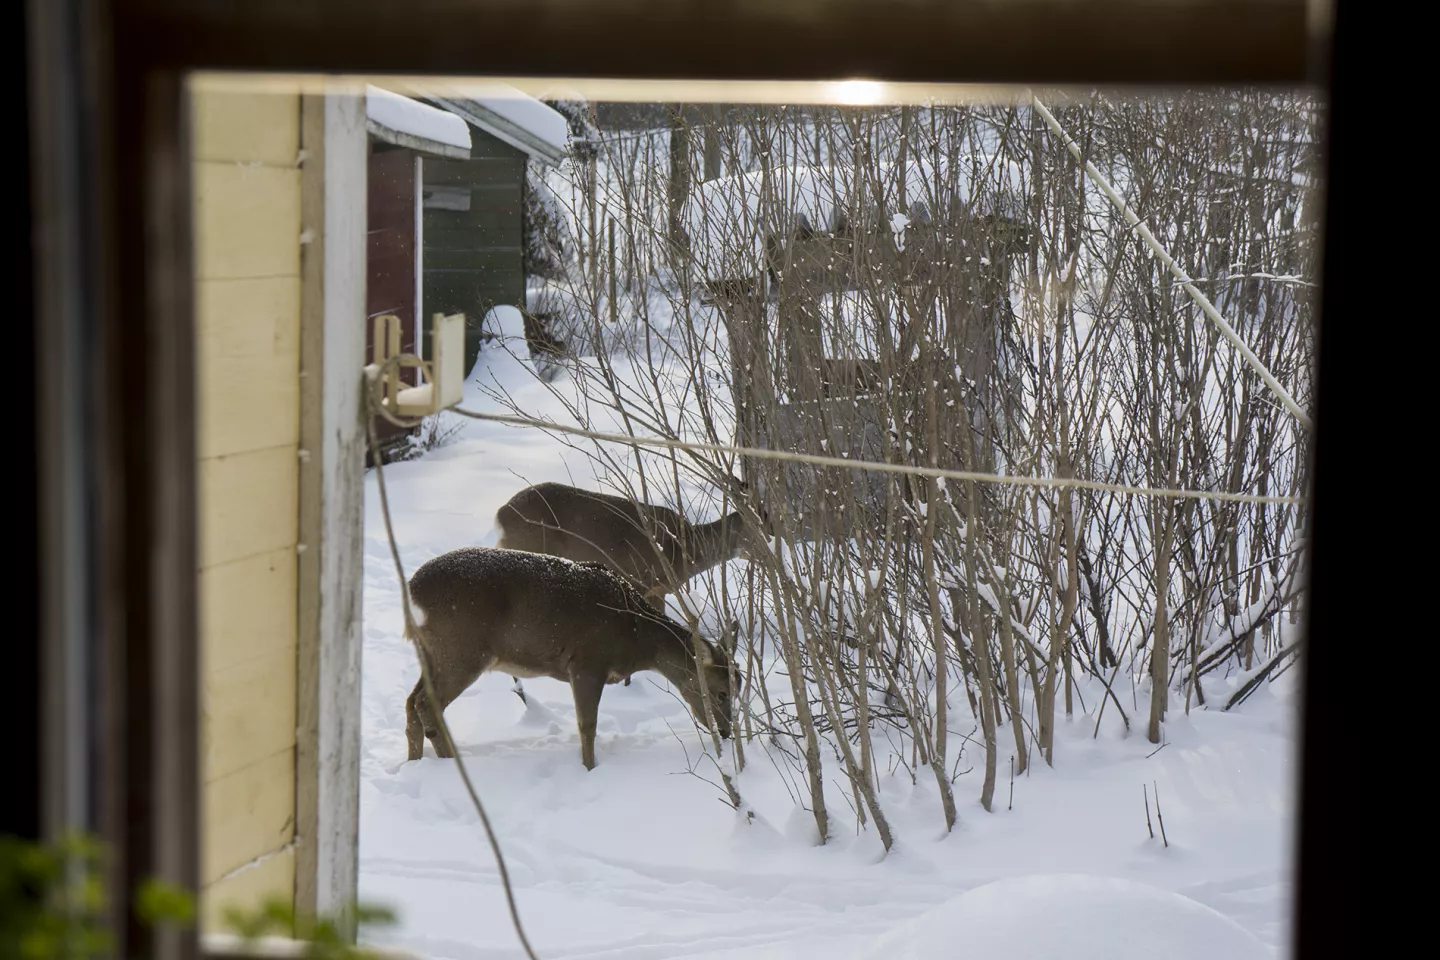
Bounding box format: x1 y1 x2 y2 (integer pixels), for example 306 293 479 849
404 680 426 761
570 672 606 770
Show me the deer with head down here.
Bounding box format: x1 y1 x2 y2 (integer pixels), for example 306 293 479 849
495 480 764 613
404 546 734 770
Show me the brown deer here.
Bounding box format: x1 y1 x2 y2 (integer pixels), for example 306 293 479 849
404 546 734 770
495 481 760 613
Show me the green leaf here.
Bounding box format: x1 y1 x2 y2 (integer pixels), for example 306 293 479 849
220 895 403 959
135 877 196 928
1 833 113 960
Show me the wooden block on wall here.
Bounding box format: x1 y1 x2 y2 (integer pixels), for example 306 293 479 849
198 276 301 361
204 645 297 784
198 348 302 459
202 748 295 885
199 446 300 569
200 547 297 677
194 162 302 282
202 845 295 932
191 85 300 168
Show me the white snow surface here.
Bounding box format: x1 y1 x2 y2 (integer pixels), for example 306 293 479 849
482 305 530 358
366 85 471 151
455 80 570 154
854 874 1272 960
359 336 1299 959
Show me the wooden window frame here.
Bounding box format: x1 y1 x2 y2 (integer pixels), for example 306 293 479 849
23 2 1347 958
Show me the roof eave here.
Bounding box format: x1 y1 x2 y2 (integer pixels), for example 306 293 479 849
365 118 471 160
432 97 567 166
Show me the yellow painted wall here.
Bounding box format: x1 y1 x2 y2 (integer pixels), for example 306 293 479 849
192 79 302 931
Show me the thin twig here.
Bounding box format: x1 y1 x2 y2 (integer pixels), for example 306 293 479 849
449 406 1303 506
1153 780 1169 848
366 407 542 960
1029 92 1312 432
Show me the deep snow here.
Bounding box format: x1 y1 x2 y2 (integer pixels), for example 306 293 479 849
857 874 1272 960
357 342 1299 959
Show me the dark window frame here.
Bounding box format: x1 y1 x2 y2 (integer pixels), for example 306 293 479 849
23 2 1345 958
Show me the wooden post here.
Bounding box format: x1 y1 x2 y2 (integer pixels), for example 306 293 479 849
703 104 723 182
296 90 367 937
574 175 585 272
588 102 599 287
608 217 618 324
621 139 636 294
644 136 655 277
625 213 635 294
668 105 691 252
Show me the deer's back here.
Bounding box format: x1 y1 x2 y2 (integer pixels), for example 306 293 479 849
495 482 685 585
408 547 675 682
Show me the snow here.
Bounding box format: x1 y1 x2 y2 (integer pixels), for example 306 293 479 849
358 337 1299 959
452 80 570 154
482 305 530 358
394 382 434 412
855 874 1272 960
889 211 910 251
366 85 471 151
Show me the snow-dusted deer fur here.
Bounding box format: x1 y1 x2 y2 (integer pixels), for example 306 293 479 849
495 481 757 610
405 547 734 770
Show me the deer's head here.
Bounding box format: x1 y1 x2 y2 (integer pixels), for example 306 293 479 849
724 490 771 563
678 636 734 740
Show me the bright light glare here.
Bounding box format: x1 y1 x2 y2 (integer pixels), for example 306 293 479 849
828 79 888 105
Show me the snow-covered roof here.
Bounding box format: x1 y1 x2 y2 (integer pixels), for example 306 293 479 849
429 82 569 166
365 85 471 159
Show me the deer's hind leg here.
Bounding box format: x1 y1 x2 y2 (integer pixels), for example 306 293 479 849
405 657 490 761
569 672 607 770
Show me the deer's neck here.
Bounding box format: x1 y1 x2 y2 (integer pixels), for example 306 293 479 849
650 625 704 688
675 513 743 580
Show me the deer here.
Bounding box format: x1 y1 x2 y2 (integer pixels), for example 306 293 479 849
495 480 762 614
404 546 734 770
